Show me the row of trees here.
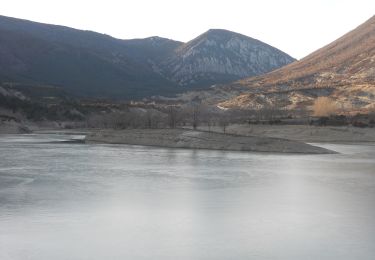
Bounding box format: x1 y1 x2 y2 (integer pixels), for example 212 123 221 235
85 103 300 132
85 96 375 130
163 105 231 132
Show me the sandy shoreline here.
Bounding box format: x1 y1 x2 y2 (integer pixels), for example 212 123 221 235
85 128 335 154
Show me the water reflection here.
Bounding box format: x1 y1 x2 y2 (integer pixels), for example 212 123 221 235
0 134 374 259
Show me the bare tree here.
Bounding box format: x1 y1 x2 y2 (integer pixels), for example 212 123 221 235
167 106 178 129
198 105 215 132
145 109 167 129
218 113 230 134
192 105 200 130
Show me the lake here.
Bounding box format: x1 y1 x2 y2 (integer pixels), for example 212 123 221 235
0 133 374 259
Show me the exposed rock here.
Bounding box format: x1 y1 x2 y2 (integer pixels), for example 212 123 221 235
0 86 27 100
160 29 295 88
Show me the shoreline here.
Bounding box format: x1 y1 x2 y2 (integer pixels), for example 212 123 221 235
3 124 374 153
189 124 375 143
85 128 335 154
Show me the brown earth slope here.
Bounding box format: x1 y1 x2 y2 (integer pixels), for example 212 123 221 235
219 15 375 112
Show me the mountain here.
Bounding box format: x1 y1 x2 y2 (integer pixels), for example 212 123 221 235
122 36 182 65
218 15 375 112
159 29 295 88
0 15 295 99
0 15 178 99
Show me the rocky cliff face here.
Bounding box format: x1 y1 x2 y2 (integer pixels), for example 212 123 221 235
160 29 295 88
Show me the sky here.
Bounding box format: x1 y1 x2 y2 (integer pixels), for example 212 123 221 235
1 0 374 59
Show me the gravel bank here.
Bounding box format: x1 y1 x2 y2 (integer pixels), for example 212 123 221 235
86 129 335 154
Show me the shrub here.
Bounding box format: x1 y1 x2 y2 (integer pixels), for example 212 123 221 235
312 97 337 117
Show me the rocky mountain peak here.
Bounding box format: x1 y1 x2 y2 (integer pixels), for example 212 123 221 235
162 29 295 88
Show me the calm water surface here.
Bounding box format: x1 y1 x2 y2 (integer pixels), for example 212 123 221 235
0 133 374 259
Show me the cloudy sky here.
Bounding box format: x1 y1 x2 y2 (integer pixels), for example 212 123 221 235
1 0 374 59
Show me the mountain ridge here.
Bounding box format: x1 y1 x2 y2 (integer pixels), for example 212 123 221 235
0 15 295 99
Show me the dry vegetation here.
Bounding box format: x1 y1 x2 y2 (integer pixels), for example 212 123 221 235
239 15 375 89
312 97 338 117
218 16 375 113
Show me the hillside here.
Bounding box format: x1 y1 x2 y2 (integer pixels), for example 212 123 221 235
0 16 178 99
159 29 295 88
218 15 375 113
0 15 294 99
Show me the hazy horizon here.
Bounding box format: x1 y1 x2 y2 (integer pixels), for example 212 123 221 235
1 0 375 59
